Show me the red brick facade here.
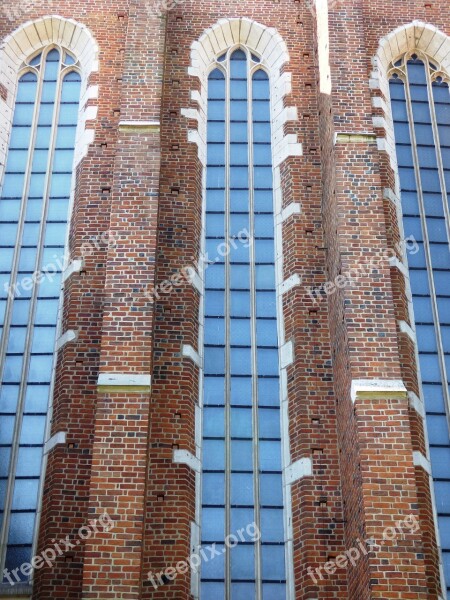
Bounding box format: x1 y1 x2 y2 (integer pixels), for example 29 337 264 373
0 0 449 599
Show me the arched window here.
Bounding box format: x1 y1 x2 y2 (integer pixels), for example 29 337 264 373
389 51 450 596
200 47 286 599
0 44 81 581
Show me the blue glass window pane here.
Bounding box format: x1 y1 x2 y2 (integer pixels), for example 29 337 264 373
16 446 43 477
11 300 30 325
55 126 77 148
208 72 226 100
1 173 25 198
414 298 430 323
50 173 72 196
37 273 62 298
230 166 248 188
230 80 247 100
207 190 225 212
7 510 37 544
230 544 255 580
230 318 251 345
253 144 272 165
204 376 225 405
396 145 414 168
18 247 36 272
258 378 279 407
255 214 274 237
205 291 224 316
11 479 40 511
35 299 59 324
252 101 270 121
203 439 225 470
207 100 225 121
4 547 32 581
24 385 49 413
256 266 275 290
21 223 40 247
230 101 247 121
427 415 450 445
7 327 27 353
230 265 249 290
391 99 408 120
254 167 273 189
263 583 287 599
230 123 248 143
37 103 55 126
412 100 432 120
231 508 255 535
259 441 282 471
208 121 226 142
207 144 225 165
434 482 450 513
420 169 441 193
230 190 249 212
0 415 16 444
52 149 74 171
204 347 225 375
439 517 450 550
231 348 251 375
230 291 250 317
201 582 225 599
58 104 79 125
206 213 224 237
31 326 56 353
201 544 225 579
259 409 281 439
9 127 32 149
0 224 19 245
0 386 19 413
231 440 253 470
24 198 43 221
60 80 82 103
430 447 450 478
230 377 252 406
29 173 45 197
261 545 285 581
254 191 273 212
28 355 53 383
261 508 284 542
437 299 450 324
231 473 253 505
229 241 250 264
430 243 450 269
433 271 450 296
0 199 21 221
231 583 255 599
419 354 441 383
230 214 249 237
205 317 225 345
202 473 225 506
426 218 447 242
202 508 225 541
417 145 438 168
6 149 29 172
231 407 253 438
423 384 445 413
0 447 12 476
205 264 225 289
253 123 271 143
409 270 430 294
13 104 35 126
230 144 248 165
256 291 276 317
416 325 437 352
203 407 225 437
260 473 283 506
255 240 274 264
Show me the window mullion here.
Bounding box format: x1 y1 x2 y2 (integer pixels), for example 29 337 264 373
248 60 262 600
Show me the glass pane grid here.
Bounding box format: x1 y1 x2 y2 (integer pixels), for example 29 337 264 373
0 47 80 580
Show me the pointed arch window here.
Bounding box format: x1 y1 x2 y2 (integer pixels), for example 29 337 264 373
0 45 81 581
200 47 287 599
389 52 450 596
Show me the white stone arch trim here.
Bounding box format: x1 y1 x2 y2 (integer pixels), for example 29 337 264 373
0 15 99 176
371 21 450 178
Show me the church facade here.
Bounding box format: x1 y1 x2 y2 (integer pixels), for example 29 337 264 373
0 0 449 598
